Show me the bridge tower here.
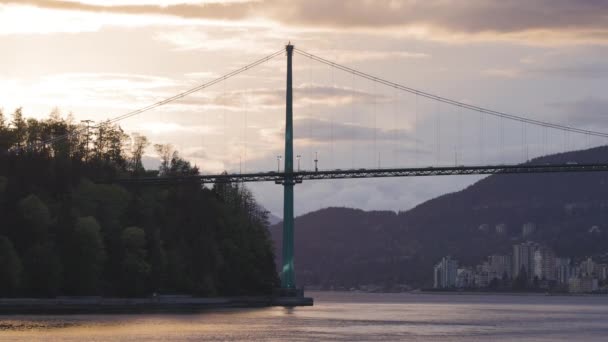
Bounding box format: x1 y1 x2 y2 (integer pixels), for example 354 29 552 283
281 43 296 290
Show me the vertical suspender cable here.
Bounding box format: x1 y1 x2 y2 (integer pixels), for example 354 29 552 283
244 87 248 173
201 95 205 170
524 122 528 161
223 78 227 170
373 82 377 167
500 116 504 164
521 122 526 162
331 65 334 169
543 126 547 158
351 72 355 169
393 89 401 167
436 102 440 165
309 55 313 170
240 94 243 175
479 111 483 165
434 102 438 165
415 94 419 166
458 106 462 166
394 88 398 167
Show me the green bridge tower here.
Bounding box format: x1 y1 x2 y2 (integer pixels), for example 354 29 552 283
281 43 296 291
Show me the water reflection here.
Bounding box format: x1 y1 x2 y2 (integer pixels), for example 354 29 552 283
1 292 608 341
283 306 296 315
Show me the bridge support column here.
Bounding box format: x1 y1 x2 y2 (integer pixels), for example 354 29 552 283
281 43 296 290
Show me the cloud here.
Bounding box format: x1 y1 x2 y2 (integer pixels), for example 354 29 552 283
182 146 208 159
0 72 186 117
483 63 608 79
155 27 431 61
134 121 214 135
293 117 415 144
4 0 608 44
548 97 608 128
482 68 522 79
0 0 253 21
0 1 202 35
175 84 389 110
154 26 281 54
329 50 430 63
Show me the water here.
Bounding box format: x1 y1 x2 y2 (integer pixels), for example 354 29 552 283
2 291 608 341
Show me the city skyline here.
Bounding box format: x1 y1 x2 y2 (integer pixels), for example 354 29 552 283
433 222 608 294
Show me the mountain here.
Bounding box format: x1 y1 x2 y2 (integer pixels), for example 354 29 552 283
269 146 608 289
267 213 282 226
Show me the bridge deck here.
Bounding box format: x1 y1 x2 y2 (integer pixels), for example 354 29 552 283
115 163 608 185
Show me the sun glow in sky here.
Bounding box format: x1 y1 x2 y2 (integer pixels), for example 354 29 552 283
2 0 608 216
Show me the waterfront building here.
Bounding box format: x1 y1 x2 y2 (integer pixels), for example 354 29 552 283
513 242 538 281
456 267 475 288
433 256 458 289
533 246 556 281
488 254 512 280
522 222 536 237
555 258 572 284
478 223 490 233
568 277 599 293
580 257 596 277
474 265 490 288
495 223 508 235
597 264 608 281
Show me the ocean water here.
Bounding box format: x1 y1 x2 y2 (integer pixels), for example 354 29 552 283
1 291 608 341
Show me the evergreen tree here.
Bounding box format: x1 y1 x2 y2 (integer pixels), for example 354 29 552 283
120 227 150 296
22 243 62 297
0 236 22 296
0 109 278 297
63 217 106 295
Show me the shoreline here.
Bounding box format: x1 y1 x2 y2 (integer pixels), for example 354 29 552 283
308 289 608 297
414 290 608 297
0 296 313 314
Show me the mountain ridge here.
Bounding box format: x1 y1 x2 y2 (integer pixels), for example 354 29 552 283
270 146 608 289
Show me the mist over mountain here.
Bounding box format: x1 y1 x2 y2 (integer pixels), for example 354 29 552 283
270 146 608 289
267 213 282 226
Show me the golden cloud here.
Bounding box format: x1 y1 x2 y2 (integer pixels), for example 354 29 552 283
2 0 608 44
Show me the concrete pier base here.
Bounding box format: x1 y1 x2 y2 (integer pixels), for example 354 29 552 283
271 288 314 306
270 296 313 306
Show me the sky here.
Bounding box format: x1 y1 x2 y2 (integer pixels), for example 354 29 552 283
2 0 608 217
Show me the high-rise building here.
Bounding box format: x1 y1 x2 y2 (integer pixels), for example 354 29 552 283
555 257 572 284
533 246 556 281
433 256 458 289
522 222 536 237
580 257 596 277
456 267 475 288
474 263 490 288
597 264 608 281
568 277 598 293
488 255 512 280
495 223 508 235
478 224 490 233
513 242 538 281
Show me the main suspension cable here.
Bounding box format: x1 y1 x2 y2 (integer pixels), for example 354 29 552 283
294 48 608 138
32 48 285 149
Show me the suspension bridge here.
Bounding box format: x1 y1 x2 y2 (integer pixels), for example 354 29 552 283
34 43 608 297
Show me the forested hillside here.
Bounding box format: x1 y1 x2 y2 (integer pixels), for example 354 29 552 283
271 146 608 289
0 108 278 298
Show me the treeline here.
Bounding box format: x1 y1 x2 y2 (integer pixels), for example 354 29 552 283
0 108 278 297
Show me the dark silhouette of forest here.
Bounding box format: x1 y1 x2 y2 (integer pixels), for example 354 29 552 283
0 107 278 298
